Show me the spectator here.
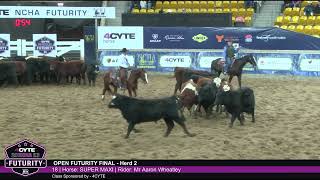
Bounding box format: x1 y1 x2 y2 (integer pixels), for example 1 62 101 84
245 0 254 8
292 0 301 7
147 0 152 9
304 3 314 16
159 8 164 14
313 2 320 15
235 16 246 27
140 1 147 9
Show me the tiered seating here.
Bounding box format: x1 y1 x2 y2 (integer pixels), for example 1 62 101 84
274 4 320 37
131 1 255 26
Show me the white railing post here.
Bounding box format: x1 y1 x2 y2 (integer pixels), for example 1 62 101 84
20 39 27 56
16 39 22 56
80 39 84 61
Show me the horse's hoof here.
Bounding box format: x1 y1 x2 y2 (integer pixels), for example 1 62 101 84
188 133 196 137
101 95 105 100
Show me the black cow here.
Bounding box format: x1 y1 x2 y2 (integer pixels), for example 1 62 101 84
0 62 18 87
214 86 255 128
108 94 195 139
196 81 219 118
86 64 99 86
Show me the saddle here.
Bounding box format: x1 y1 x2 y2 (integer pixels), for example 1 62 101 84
110 68 131 88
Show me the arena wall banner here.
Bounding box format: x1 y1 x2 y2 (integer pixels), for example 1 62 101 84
97 26 144 50
84 26 96 64
143 27 320 50
0 6 115 19
0 34 10 57
97 50 320 77
32 34 57 57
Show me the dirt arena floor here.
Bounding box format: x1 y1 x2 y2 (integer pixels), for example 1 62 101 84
1 73 320 159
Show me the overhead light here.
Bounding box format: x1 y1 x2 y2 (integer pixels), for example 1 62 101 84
57 2 64 6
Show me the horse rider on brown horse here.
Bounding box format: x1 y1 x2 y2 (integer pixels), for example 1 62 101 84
118 48 131 90
222 39 239 75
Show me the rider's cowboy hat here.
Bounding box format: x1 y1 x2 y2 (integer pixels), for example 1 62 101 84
120 48 128 53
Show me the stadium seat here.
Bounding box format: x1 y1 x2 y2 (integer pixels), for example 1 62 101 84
132 8 140 14
283 16 292 25
291 16 299 25
275 16 283 26
155 9 161 13
299 7 305 16
280 25 288 30
304 25 313 35
246 8 254 17
162 8 169 13
185 8 193 13
238 8 246 17
215 1 222 8
231 8 239 17
307 16 316 25
162 1 170 9
288 25 296 31
296 25 304 33
292 7 300 16
215 8 223 13
146 9 155 14
312 34 320 38
192 1 200 9
313 25 320 35
177 8 184 13
200 1 208 8
177 1 185 8
299 16 308 26
155 1 163 9
192 9 200 13
207 1 215 9
315 16 320 25
223 8 231 13
208 8 215 13
170 1 178 9
169 9 177 13
222 1 230 9
274 25 280 28
312 1 319 6
238 0 244 8
283 8 292 16
230 1 238 8
245 16 252 26
200 8 207 13
184 1 192 9
300 1 309 7
139 8 147 14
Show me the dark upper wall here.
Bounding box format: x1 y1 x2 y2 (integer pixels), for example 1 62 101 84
0 1 102 40
122 13 232 27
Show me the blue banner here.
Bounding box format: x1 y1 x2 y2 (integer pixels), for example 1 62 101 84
98 50 320 77
143 27 320 50
83 26 97 64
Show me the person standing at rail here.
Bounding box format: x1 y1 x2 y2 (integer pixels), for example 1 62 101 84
222 39 239 75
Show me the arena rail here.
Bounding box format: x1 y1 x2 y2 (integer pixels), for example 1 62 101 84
9 39 85 60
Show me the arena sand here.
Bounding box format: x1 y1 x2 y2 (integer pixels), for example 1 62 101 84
0 74 320 159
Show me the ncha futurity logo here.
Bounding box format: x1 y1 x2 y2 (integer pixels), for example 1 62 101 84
4 139 47 177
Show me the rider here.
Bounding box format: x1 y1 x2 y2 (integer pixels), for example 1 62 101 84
118 48 131 90
222 39 239 75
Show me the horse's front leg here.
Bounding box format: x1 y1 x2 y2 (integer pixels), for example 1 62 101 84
228 75 234 84
133 88 137 97
238 75 242 87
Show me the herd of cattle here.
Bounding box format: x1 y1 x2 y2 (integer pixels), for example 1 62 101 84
1 55 256 139
108 67 256 138
0 56 99 87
